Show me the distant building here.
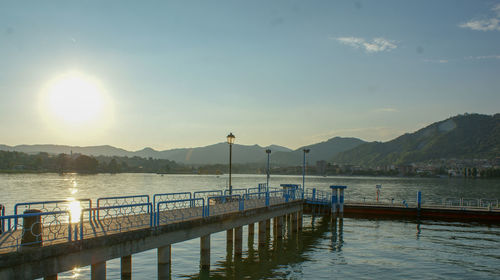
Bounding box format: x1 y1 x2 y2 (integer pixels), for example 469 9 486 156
316 160 327 175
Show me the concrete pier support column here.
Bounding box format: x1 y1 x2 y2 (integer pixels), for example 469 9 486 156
276 216 283 239
121 255 132 280
91 261 106 280
248 223 255 240
158 245 171 280
226 229 233 248
298 210 303 231
291 212 298 233
258 221 266 247
234 226 243 256
44 275 57 280
200 235 211 270
273 217 279 239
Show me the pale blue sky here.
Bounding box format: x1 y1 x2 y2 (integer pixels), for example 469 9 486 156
1 0 499 150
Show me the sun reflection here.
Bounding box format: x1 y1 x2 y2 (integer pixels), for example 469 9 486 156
67 198 82 223
70 267 82 278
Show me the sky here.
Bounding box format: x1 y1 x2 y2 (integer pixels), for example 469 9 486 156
1 0 499 151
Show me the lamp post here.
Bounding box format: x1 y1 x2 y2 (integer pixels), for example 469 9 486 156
227 132 235 195
266 149 271 190
302 148 310 190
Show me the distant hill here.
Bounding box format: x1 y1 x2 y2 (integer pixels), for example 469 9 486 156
0 137 364 166
332 113 500 167
272 137 366 166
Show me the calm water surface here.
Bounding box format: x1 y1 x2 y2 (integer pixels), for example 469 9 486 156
1 173 499 279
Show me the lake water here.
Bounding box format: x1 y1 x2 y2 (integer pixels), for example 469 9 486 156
1 173 499 279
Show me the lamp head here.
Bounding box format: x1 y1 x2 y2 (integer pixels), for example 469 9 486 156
303 148 310 153
266 149 271 154
227 132 235 145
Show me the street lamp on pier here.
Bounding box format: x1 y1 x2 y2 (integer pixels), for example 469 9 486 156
227 132 235 195
302 148 310 189
266 149 271 189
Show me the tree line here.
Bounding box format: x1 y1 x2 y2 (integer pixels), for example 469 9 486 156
0 151 186 174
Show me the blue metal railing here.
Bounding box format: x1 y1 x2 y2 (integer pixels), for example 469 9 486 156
14 199 92 226
206 194 242 216
153 192 192 224
2 183 311 251
0 210 73 251
156 198 205 226
80 202 153 240
193 190 223 200
224 188 248 196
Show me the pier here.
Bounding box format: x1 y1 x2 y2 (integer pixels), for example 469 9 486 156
1 184 499 279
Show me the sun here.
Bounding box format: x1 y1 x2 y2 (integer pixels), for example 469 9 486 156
44 72 105 124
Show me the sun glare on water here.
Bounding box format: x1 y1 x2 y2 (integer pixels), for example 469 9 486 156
67 198 82 223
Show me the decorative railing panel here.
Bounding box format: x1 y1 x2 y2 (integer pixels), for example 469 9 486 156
80 203 152 240
156 198 204 226
207 195 242 216
0 211 72 252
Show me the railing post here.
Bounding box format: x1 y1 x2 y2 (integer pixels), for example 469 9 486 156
312 188 316 201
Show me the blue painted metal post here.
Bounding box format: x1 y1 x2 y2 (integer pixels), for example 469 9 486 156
331 187 338 216
265 190 270 206
330 185 347 217
339 188 345 216
312 188 316 201
302 149 310 189
417 191 422 211
266 149 271 188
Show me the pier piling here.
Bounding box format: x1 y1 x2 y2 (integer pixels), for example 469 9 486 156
258 221 266 247
234 226 243 256
121 255 132 280
158 245 171 280
200 235 211 270
91 261 106 280
226 229 233 248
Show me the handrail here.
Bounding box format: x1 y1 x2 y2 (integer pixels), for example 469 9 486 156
156 198 205 226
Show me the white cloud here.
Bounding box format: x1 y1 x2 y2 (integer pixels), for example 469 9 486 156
493 4 500 16
459 5 500 31
459 18 500 31
336 37 397 53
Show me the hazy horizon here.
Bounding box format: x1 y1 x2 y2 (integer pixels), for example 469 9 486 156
1 1 499 151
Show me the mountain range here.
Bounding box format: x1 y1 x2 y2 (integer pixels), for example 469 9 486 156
332 113 500 167
1 113 499 166
0 137 364 166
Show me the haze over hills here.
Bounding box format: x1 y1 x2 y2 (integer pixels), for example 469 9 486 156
0 138 364 166
332 113 500 167
2 113 499 167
